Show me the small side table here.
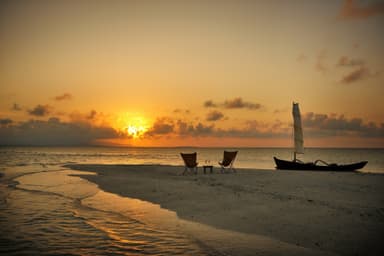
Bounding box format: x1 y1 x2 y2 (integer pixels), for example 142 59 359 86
203 165 213 174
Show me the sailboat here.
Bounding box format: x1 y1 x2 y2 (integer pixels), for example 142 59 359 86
273 103 367 171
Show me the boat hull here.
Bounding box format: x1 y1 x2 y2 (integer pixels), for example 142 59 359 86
273 157 367 172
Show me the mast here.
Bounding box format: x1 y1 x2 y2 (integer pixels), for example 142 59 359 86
292 102 304 161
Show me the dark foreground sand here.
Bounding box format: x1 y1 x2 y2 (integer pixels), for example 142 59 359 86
68 164 384 256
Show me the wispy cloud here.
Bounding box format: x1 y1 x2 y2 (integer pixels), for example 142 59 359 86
54 93 72 101
339 0 384 19
296 53 308 62
337 56 364 67
173 108 190 114
273 107 289 114
340 66 370 84
315 50 328 73
336 55 379 84
308 50 380 83
204 97 262 110
28 104 51 117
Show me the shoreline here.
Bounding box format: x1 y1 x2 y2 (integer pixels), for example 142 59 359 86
68 164 384 256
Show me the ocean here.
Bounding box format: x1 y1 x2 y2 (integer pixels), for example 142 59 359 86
1 146 383 172
1 146 383 255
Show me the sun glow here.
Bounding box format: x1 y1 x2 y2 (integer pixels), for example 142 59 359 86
114 113 149 139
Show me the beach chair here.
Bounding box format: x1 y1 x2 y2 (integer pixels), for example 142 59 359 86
218 151 238 173
180 152 198 175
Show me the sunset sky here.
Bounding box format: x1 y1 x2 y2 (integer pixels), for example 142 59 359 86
1 0 383 147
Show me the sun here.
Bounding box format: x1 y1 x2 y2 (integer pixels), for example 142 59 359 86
113 113 149 139
126 124 146 138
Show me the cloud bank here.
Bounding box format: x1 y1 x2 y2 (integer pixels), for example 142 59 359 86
0 117 120 146
1 112 382 146
143 112 383 141
303 112 384 137
143 116 288 139
0 119 13 127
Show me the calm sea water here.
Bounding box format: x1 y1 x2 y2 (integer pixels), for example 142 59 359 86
0 146 383 255
1 146 383 172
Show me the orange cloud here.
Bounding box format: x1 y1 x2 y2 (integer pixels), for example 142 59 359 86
28 104 51 117
143 116 288 139
206 110 224 121
87 110 97 120
11 103 22 111
173 109 190 114
204 97 262 110
204 100 217 108
224 97 262 110
339 0 384 19
144 117 215 138
145 117 174 136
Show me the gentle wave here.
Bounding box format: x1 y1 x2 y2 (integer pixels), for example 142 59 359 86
0 169 208 255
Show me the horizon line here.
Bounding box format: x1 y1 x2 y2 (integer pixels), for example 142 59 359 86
1 145 383 150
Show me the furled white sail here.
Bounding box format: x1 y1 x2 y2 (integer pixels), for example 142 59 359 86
292 102 304 154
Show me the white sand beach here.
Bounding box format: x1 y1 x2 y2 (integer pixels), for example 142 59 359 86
68 164 384 256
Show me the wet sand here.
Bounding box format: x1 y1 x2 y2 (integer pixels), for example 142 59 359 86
68 164 384 256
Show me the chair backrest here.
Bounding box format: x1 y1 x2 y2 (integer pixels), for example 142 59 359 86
180 152 197 167
222 151 238 166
